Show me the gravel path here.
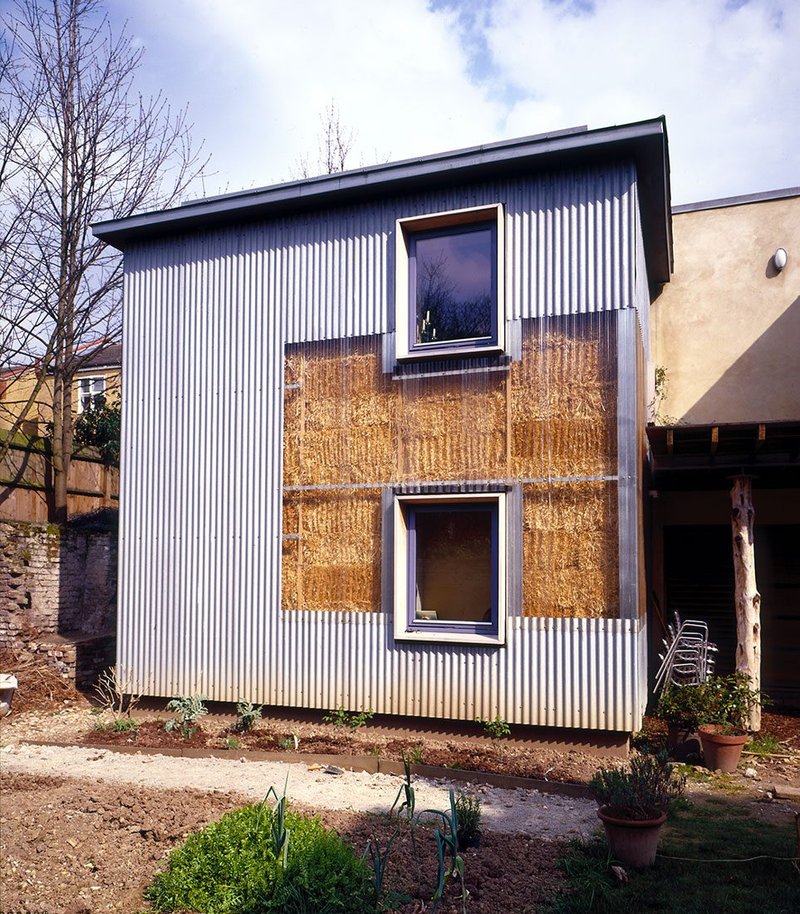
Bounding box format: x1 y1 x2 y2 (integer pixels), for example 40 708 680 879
1 741 599 840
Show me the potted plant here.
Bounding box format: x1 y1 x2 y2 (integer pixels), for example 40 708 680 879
590 752 685 868
696 673 763 773
655 684 704 756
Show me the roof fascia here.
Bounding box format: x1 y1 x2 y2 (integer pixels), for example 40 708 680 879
93 117 672 283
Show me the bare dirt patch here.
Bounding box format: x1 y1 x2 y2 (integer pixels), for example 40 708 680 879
0 768 566 914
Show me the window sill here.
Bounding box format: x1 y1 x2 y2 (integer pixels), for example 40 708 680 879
394 628 506 647
395 344 505 363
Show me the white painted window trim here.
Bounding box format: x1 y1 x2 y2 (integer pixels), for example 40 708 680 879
393 491 507 646
77 375 106 413
395 203 505 362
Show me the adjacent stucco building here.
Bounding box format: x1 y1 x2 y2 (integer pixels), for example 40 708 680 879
649 187 799 705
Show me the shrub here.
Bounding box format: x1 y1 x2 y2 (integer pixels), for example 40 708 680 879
454 790 482 849
164 695 207 738
145 802 376 914
697 673 765 733
590 752 685 820
234 699 262 733
323 706 374 729
655 683 704 730
476 714 511 739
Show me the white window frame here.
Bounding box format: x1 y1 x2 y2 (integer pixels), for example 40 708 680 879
395 203 505 362
393 491 507 646
77 375 105 413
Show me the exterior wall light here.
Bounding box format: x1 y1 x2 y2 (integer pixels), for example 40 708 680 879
773 247 788 271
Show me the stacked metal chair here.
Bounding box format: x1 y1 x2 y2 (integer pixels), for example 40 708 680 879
654 612 717 694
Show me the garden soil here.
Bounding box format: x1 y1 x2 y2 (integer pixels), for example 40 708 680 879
1 712 594 914
1 704 798 913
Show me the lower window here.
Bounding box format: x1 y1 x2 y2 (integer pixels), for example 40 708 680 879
393 492 506 645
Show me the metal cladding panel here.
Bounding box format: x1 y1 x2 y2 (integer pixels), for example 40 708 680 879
271 162 639 344
118 231 284 701
265 613 642 731
117 161 648 729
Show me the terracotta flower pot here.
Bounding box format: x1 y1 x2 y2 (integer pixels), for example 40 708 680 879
698 725 748 773
597 807 667 868
666 723 701 760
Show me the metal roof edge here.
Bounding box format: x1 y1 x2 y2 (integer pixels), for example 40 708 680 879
93 117 668 238
673 186 800 214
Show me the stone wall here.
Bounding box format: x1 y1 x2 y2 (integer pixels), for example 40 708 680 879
0 519 117 687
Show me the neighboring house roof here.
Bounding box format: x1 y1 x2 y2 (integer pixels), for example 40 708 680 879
93 116 674 285
0 339 121 380
672 186 800 214
78 341 122 371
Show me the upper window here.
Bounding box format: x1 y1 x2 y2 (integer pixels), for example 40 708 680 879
78 376 105 412
395 205 504 361
393 492 506 646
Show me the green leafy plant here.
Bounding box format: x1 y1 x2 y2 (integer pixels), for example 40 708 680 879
323 706 374 729
656 683 704 730
697 673 765 734
454 790 482 850
421 788 468 914
648 365 678 426
94 715 139 734
590 752 685 820
362 831 399 907
476 714 511 740
224 737 241 750
145 797 375 913
234 700 262 733
407 744 424 765
164 695 208 739
277 734 300 751
390 758 417 822
73 399 121 466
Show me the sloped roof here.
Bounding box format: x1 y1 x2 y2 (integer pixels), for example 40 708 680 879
94 116 673 285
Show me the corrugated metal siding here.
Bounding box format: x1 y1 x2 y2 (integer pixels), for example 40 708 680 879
265 614 643 731
274 163 638 343
118 163 648 730
119 230 285 701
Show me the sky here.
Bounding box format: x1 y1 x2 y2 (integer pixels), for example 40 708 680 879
7 0 800 205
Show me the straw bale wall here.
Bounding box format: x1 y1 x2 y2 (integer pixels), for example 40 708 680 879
521 481 618 618
282 313 620 618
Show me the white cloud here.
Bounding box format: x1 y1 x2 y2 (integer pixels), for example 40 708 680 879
111 0 799 203
121 0 502 194
480 0 800 201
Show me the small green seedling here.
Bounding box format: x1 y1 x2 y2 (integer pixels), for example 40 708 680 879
323 706 374 729
476 714 511 740
454 790 482 850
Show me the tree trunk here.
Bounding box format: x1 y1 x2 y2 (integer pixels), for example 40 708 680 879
730 476 761 731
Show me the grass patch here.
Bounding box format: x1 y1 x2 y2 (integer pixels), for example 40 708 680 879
746 732 786 757
549 797 800 913
94 716 138 734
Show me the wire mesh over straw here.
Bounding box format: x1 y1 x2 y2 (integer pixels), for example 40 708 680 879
282 313 620 618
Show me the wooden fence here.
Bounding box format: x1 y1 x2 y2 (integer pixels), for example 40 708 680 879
0 441 119 522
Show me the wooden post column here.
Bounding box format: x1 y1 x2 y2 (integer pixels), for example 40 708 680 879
730 475 761 731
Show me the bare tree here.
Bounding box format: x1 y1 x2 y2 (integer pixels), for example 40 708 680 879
0 0 206 522
293 101 355 178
